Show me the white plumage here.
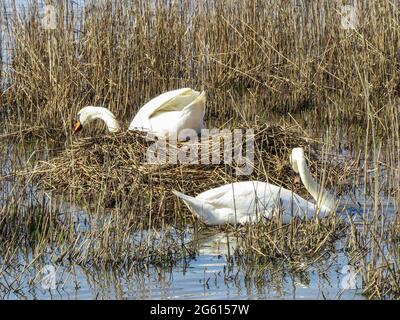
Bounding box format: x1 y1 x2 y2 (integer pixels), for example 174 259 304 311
173 148 337 225
73 88 206 137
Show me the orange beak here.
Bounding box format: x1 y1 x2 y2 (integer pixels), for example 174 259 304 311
73 120 83 134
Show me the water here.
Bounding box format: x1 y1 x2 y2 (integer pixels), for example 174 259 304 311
0 139 370 300
0 231 365 300
0 109 396 300
0 0 398 300
3 121 396 299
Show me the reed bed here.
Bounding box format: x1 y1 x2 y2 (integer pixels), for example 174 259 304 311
18 123 353 220
345 214 400 299
0 167 196 268
233 215 347 271
0 121 355 271
0 0 399 299
1 0 399 132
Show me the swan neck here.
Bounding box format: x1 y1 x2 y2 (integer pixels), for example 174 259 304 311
106 117 120 132
95 111 120 132
297 159 336 211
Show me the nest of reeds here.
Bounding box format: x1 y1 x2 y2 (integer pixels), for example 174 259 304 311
29 123 355 222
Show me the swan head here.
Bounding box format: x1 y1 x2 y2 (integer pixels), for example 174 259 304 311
290 147 305 173
73 106 119 134
73 106 93 134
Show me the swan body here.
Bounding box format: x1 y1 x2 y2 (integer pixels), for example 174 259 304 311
173 148 337 225
73 88 206 137
128 88 206 137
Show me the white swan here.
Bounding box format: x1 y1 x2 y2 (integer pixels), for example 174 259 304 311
173 148 337 225
73 106 121 133
128 88 206 136
73 88 206 137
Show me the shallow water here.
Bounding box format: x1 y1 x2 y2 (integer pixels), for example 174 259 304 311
0 117 397 300
1 0 398 300
2 99 399 300
0 231 366 300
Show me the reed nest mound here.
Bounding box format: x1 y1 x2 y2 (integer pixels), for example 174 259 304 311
30 123 354 220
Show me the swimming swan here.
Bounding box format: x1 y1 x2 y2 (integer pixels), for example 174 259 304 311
172 148 337 225
73 88 206 137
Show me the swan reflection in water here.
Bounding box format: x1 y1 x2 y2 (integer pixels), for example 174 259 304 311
194 230 238 257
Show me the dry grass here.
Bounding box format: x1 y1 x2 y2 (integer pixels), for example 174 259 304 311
0 0 400 299
16 123 354 219
0 121 356 272
345 217 400 299
233 215 347 271
1 0 399 132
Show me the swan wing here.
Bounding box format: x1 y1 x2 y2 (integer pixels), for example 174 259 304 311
198 181 271 205
174 180 330 225
143 91 206 136
197 181 278 222
198 181 323 222
128 88 201 131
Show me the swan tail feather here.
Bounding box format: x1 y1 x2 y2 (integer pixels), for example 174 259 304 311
172 190 207 220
